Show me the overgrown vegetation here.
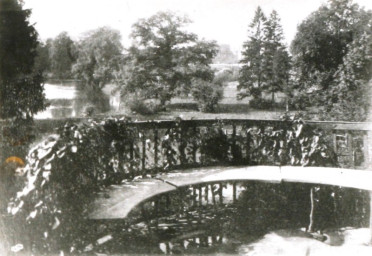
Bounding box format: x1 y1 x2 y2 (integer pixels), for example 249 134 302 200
290 0 372 121
6 115 338 254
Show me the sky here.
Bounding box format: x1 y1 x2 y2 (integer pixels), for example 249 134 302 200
24 0 372 53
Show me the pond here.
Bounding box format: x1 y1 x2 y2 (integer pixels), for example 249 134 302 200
34 83 116 119
83 182 372 255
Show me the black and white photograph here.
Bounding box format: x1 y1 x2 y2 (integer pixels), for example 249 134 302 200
1 0 372 255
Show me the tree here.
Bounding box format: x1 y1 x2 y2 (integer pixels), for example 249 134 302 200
72 27 123 91
33 38 51 76
192 77 224 112
290 0 371 112
120 11 218 106
262 10 291 104
49 32 76 80
238 7 290 105
0 0 47 120
325 32 372 121
238 6 267 100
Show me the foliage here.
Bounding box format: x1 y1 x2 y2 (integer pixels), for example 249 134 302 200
49 32 76 80
0 0 47 120
238 7 266 100
9 118 141 253
8 116 337 253
262 11 291 103
33 38 51 76
73 86 110 117
72 27 123 90
238 7 290 103
126 97 159 115
119 11 218 106
290 0 372 120
321 32 372 121
199 121 230 162
191 80 224 112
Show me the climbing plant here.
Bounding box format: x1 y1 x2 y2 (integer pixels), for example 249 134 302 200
7 115 338 253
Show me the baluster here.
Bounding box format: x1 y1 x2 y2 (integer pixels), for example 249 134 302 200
246 128 251 162
219 183 223 205
232 124 236 159
233 182 237 203
363 132 369 168
179 125 185 166
205 185 209 205
347 132 354 167
141 132 146 176
211 184 216 206
193 126 197 164
129 140 134 178
333 132 338 163
193 187 197 207
199 186 202 207
154 129 158 170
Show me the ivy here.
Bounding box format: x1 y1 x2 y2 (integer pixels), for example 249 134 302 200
7 115 337 253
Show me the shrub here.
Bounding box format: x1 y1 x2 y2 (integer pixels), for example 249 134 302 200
249 98 287 110
192 80 223 112
8 118 140 253
126 97 163 115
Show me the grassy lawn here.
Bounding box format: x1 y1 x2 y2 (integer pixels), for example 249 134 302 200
104 81 289 121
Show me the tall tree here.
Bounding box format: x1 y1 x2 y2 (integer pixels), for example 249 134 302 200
0 0 46 120
72 27 123 91
238 7 290 105
120 11 217 106
238 6 267 100
326 32 372 121
263 10 291 104
49 32 76 80
290 0 371 111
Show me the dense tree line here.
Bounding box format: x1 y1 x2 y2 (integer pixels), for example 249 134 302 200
290 0 371 121
2 0 371 123
238 0 371 121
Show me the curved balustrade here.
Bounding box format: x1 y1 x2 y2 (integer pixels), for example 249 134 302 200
89 165 372 220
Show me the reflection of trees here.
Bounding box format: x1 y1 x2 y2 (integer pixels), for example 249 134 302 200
73 86 110 116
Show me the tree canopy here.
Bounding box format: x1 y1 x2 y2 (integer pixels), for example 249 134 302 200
290 0 372 120
72 27 123 90
0 0 46 120
119 11 218 106
49 32 76 80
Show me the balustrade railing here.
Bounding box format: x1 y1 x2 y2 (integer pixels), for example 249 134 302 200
1 118 371 179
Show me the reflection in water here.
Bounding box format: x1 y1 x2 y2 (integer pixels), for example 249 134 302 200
85 182 370 255
35 83 114 119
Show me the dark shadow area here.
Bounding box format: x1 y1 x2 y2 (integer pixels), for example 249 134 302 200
73 86 111 117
